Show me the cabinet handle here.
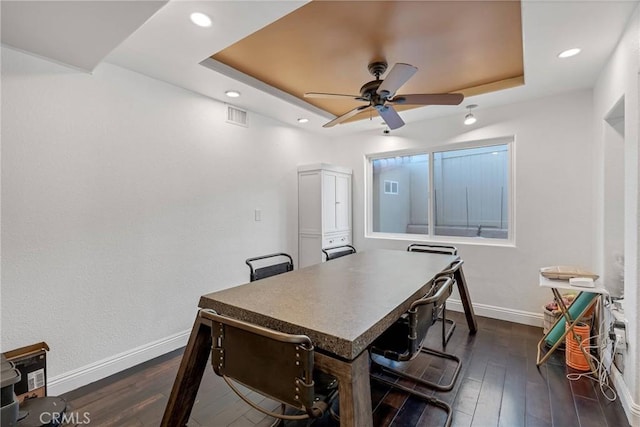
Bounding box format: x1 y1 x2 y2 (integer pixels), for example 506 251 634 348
335 201 341 204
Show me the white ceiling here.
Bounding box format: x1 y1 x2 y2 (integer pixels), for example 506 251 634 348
0 0 167 72
2 1 638 135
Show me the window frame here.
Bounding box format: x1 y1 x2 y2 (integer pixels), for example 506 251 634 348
364 136 516 247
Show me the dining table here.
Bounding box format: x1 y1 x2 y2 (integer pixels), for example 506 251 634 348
161 249 477 427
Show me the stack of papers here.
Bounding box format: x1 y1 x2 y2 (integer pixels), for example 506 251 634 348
568 277 595 288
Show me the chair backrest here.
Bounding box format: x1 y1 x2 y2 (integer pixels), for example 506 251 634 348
407 244 458 255
245 253 293 281
409 277 455 353
322 245 356 261
434 259 464 280
372 276 455 361
203 310 320 416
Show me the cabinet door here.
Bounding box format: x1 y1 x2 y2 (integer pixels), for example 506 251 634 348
335 174 350 230
298 172 322 234
322 173 337 232
299 234 322 268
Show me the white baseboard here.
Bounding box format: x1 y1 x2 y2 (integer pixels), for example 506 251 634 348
611 366 640 426
48 329 190 396
447 298 543 327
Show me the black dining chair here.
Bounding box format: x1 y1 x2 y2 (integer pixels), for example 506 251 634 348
321 244 356 261
369 276 461 427
245 253 294 282
202 309 338 426
407 244 458 346
407 243 458 256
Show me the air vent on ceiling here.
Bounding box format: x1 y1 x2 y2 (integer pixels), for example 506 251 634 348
226 105 248 127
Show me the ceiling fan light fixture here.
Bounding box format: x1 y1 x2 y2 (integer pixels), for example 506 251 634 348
558 48 581 58
190 12 212 28
225 90 241 98
464 104 478 125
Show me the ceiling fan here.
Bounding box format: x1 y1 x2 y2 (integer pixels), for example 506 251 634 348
305 61 464 130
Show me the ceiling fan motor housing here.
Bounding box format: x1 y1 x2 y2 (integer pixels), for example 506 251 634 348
359 80 384 102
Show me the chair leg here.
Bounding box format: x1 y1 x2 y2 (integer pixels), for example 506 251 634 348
269 405 285 427
371 347 461 392
370 374 453 427
438 303 456 347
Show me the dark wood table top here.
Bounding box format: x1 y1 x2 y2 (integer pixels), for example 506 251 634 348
199 249 457 360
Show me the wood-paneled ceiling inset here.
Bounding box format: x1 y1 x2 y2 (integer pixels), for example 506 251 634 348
212 1 524 124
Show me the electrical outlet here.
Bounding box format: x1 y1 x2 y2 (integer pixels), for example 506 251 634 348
614 327 626 348
614 352 625 373
608 303 628 350
611 324 627 374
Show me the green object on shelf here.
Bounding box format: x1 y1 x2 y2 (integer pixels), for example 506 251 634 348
544 291 597 347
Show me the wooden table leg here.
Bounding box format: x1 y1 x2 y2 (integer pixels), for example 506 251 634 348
315 350 373 427
161 312 212 427
454 266 478 334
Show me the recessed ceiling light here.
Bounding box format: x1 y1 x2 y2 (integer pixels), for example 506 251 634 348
225 90 241 98
297 118 309 124
558 48 581 59
190 12 212 28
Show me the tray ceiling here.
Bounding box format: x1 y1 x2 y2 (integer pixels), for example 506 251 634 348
211 0 524 124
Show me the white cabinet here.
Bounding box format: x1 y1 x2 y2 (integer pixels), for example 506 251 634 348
298 164 352 267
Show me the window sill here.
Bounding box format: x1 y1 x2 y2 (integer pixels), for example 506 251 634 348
365 232 516 248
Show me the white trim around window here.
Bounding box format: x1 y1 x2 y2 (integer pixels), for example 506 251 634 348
364 136 516 247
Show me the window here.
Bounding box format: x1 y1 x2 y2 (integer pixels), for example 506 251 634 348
384 180 399 194
367 137 513 243
372 154 429 234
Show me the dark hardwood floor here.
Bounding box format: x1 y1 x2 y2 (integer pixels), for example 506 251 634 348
61 312 629 427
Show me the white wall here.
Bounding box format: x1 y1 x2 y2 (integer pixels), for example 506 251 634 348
325 90 595 326
0 46 331 393
593 4 640 424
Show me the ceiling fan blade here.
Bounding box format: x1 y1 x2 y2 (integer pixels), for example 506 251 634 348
323 105 373 128
377 63 418 98
305 92 361 100
378 105 405 130
391 93 464 106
